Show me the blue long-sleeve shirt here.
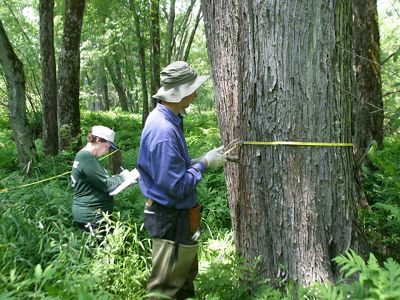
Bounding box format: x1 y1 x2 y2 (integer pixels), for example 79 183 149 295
137 103 206 209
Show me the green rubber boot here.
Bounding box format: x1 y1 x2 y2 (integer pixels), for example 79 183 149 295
147 239 198 299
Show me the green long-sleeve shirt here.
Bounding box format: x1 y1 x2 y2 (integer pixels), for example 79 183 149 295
71 150 124 223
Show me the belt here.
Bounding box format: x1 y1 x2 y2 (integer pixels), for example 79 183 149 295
146 199 154 207
146 199 189 212
146 199 167 209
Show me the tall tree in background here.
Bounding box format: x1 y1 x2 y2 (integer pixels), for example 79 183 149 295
352 0 383 207
105 58 129 111
183 8 202 62
39 0 58 155
164 0 176 65
129 0 149 127
2 0 42 110
95 61 109 111
0 20 34 172
57 0 85 150
173 0 196 61
202 0 359 285
150 0 160 109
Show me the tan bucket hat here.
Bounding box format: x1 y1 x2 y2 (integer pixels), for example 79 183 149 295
153 61 209 103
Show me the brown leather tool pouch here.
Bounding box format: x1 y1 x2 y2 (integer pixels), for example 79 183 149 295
188 204 202 234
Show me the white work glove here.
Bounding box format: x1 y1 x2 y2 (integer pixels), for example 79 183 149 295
204 146 227 169
191 156 204 165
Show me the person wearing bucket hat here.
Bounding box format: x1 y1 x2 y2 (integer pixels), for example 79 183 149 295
71 125 136 242
137 61 227 299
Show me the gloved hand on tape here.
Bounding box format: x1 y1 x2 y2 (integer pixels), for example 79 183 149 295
204 146 227 169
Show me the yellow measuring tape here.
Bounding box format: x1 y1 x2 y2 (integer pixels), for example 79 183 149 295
242 141 353 147
224 140 353 154
0 149 119 194
1 141 353 194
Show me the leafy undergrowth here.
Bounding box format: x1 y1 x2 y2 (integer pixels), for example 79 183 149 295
308 250 400 300
362 138 400 262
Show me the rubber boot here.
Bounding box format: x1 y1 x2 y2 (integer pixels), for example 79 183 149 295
147 239 198 300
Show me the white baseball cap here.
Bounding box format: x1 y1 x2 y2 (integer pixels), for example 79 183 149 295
91 125 118 150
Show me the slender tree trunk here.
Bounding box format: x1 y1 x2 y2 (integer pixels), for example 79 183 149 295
39 0 58 155
105 58 129 111
183 9 202 62
114 62 129 111
101 77 109 111
100 61 110 111
165 0 176 65
130 1 149 127
202 0 359 285
150 0 161 109
0 20 34 172
132 71 140 114
121 42 135 112
95 61 108 111
352 0 383 207
176 28 189 61
172 0 196 61
57 0 85 151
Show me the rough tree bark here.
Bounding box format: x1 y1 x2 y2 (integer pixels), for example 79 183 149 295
39 0 58 155
0 20 34 172
202 0 359 285
352 0 383 207
57 0 85 151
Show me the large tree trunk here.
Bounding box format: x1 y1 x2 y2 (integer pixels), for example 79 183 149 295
39 0 58 155
57 0 85 151
150 0 161 109
352 0 383 207
202 0 358 285
0 20 34 172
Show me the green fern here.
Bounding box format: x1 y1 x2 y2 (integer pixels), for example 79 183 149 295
315 250 400 300
373 203 400 223
333 249 368 278
378 258 400 299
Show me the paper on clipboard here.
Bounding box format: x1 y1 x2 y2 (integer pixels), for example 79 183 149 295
109 168 140 196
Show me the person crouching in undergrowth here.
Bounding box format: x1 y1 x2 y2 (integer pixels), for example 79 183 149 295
71 125 136 244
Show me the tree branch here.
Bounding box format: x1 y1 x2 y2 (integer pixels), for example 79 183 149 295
383 89 400 97
381 47 400 65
